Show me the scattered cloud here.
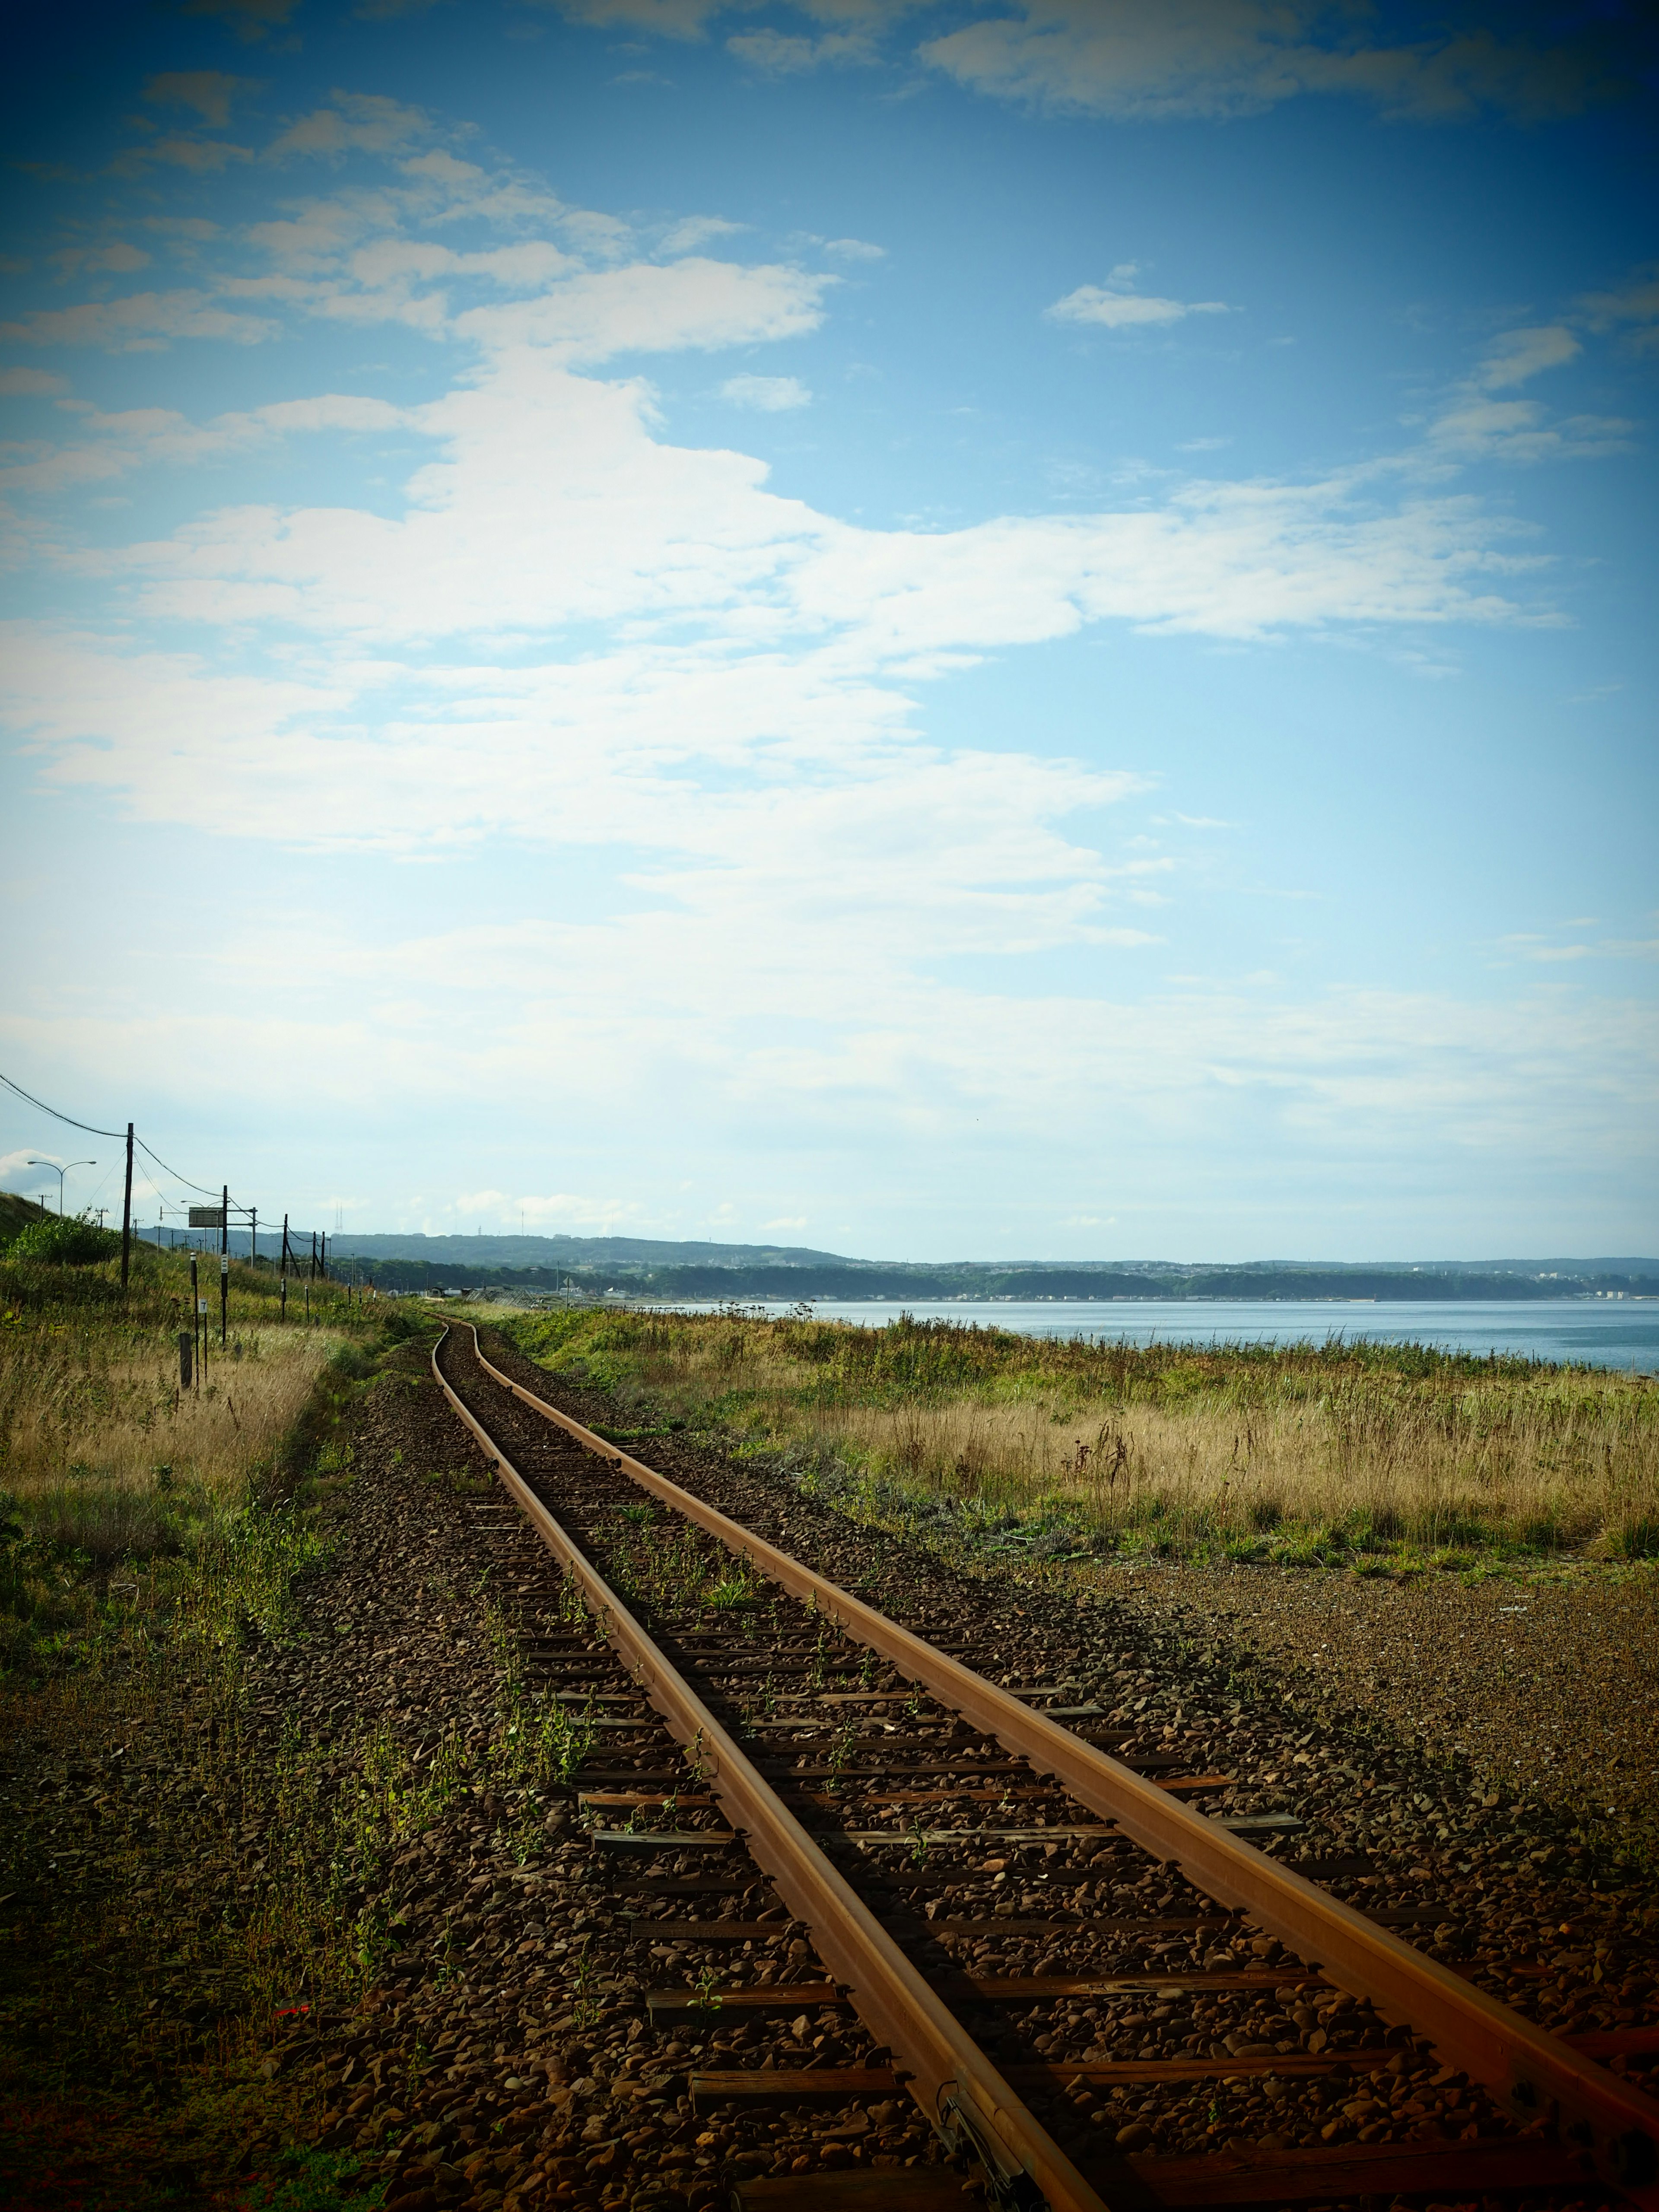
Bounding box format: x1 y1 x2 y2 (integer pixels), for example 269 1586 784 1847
0 291 279 351
142 71 257 128
0 391 409 496
918 0 1614 124
179 0 298 40
267 93 433 162
1477 324 1581 390
1577 265 1659 356
1498 931 1659 966
728 27 878 73
472 1190 650 1230
545 0 722 36
50 243 152 279
823 237 884 261
1047 273 1230 330
659 214 744 256
0 368 70 396
720 371 811 410
1427 322 1630 463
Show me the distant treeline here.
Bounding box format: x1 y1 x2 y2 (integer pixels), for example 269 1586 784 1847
327 1255 1658 1303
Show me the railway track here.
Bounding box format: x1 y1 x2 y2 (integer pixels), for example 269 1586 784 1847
432 1321 1659 2212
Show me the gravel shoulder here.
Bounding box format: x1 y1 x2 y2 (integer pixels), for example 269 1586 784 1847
1079 1558 1659 1866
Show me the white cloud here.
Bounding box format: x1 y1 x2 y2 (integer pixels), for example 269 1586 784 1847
509 1191 653 1230
822 238 884 261
267 93 434 162
918 0 1604 124
0 291 278 351
728 27 879 72
720 372 811 410
1426 323 1630 463
0 393 409 497
659 215 744 256
0 1149 59 1194
1048 281 1230 330
0 368 69 396
1476 324 1580 390
453 257 831 362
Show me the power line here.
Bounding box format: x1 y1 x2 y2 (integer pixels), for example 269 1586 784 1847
0 1068 126 1141
1 1065 327 1263
134 1136 223 1201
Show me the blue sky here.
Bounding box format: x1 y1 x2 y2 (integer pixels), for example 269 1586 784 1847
1 0 1655 1260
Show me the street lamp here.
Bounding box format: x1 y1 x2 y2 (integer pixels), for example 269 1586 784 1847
29 1158 95 1215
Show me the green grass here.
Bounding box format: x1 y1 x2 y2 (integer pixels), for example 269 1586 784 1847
490 1303 1659 1573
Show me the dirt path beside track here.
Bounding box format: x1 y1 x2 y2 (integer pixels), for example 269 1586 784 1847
1084 1557 1659 1866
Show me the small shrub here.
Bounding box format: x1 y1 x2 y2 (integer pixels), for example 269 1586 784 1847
1609 1515 1659 1560
6 1214 120 1267
27 1483 181 1567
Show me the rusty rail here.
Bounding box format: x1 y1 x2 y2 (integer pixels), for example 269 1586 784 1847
459 1322 1659 2203
432 1328 1109 2212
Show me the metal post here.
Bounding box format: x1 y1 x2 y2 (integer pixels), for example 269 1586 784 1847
250 1207 257 1268
220 1182 229 1348
120 1122 133 1292
280 1212 289 1323
190 1255 200 1384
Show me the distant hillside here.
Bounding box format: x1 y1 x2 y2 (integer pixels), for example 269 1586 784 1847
321 1229 1659 1303
328 1231 848 1268
0 1192 52 1246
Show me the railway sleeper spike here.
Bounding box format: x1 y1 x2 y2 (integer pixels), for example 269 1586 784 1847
450 1318 1659 2209
430 1325 1110 2212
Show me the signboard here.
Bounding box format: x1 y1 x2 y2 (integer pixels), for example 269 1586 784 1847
188 1206 226 1229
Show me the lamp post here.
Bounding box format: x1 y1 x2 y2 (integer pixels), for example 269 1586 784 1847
29 1158 95 1215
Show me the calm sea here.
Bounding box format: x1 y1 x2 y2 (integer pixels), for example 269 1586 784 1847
661 1296 1656 1372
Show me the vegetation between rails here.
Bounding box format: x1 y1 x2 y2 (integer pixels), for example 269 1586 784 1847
493 1304 1659 1573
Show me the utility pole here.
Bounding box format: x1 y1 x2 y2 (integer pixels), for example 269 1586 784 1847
250 1207 257 1267
220 1182 229 1348
119 1123 134 1292
280 1211 289 1324
190 1255 200 1383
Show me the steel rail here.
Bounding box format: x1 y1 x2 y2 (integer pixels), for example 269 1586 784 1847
431 1328 1110 2212
460 1322 1659 2203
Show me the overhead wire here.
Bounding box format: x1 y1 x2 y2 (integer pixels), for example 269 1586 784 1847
2 1065 275 1240
0 1068 127 1141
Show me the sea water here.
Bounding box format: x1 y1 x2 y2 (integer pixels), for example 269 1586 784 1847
661 1296 1656 1372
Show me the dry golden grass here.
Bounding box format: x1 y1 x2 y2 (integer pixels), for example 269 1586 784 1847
0 1315 341 1563
503 1306 1659 1561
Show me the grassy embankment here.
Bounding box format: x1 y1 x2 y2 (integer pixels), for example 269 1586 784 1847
493 1303 1658 1574
0 1202 453 2207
